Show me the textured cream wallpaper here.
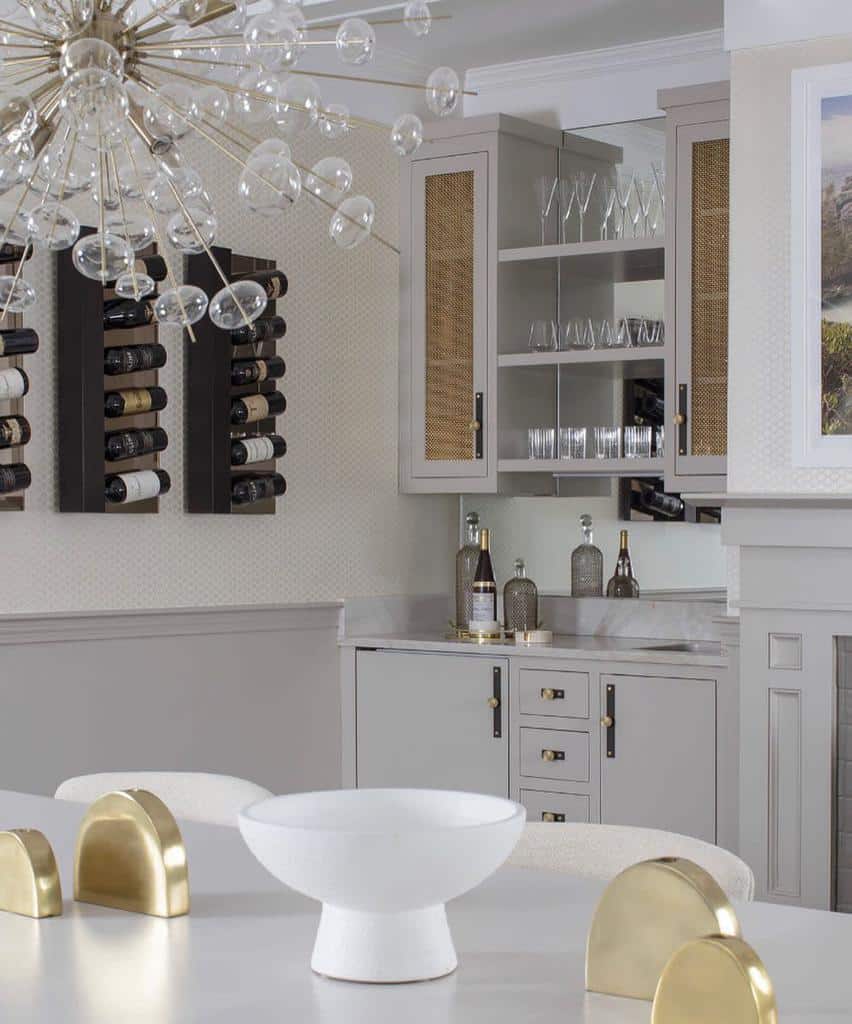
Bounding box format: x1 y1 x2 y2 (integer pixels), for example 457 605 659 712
0 128 456 613
728 36 852 492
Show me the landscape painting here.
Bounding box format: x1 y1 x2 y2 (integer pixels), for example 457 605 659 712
820 93 852 435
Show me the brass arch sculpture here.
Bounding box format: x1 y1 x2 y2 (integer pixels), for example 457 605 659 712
585 857 741 1001
0 829 62 918
74 789 189 918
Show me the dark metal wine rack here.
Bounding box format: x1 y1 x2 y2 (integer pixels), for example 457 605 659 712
184 246 283 516
57 228 166 513
0 252 27 512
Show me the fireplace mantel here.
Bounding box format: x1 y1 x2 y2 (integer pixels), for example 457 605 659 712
723 500 852 910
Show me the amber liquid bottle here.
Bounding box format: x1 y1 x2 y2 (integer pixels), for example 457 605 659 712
606 529 640 598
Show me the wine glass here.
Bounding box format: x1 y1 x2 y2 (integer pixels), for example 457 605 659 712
615 170 634 240
573 170 597 243
652 161 665 216
558 178 577 244
635 177 655 238
600 183 617 241
534 176 557 244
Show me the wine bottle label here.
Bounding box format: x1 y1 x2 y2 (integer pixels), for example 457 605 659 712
255 360 268 382
0 465 27 493
0 418 23 445
244 479 275 502
240 437 276 463
241 394 270 422
471 593 496 622
119 389 154 413
266 278 283 299
0 368 26 400
117 470 162 502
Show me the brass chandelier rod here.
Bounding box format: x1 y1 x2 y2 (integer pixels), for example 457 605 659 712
290 65 474 96
0 18 55 41
135 58 390 133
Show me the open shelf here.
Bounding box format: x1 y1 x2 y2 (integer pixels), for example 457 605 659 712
498 348 664 369
498 458 662 477
498 238 664 282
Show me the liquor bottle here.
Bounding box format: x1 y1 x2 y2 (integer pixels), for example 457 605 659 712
234 269 288 300
230 390 286 425
105 426 169 462
503 558 538 634
104 343 167 375
0 414 30 449
231 315 287 346
104 468 171 504
231 472 286 505
230 355 286 386
106 255 167 284
103 297 157 330
0 366 29 400
637 484 684 519
0 463 31 494
606 529 640 598
0 328 38 356
570 513 604 597
230 434 286 466
634 393 665 423
104 386 168 417
470 527 498 628
454 511 480 631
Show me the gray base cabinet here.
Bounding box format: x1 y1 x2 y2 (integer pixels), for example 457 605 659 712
347 647 734 849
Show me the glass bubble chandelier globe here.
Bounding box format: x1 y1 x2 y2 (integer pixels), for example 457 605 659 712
0 0 462 332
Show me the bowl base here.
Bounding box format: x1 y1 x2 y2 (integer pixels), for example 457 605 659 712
310 903 458 983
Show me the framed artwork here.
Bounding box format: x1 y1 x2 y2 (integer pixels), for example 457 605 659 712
791 62 852 466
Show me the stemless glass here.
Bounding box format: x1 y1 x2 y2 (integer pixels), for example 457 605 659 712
558 178 577 244
614 318 632 348
573 170 596 243
534 175 557 244
654 426 665 458
558 317 592 351
593 426 620 460
595 318 615 348
624 425 652 459
528 318 556 352
559 426 587 459
646 319 665 346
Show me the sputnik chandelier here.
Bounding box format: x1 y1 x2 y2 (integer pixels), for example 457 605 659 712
0 0 465 336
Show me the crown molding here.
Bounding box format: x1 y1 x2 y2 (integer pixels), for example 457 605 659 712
465 29 726 92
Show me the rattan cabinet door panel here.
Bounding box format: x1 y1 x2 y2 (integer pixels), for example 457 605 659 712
409 152 489 482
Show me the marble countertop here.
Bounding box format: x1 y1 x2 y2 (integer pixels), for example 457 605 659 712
338 632 727 667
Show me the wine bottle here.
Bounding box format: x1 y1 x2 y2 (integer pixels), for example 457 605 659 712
637 485 684 518
104 343 167 375
0 367 29 400
106 255 167 285
105 426 169 462
470 527 498 627
606 529 640 598
0 243 31 264
231 315 287 346
231 434 286 466
104 386 167 417
0 328 38 356
634 393 665 422
103 297 157 330
0 414 30 448
230 390 286 424
231 472 286 505
0 463 31 494
230 355 285 386
233 269 288 300
105 468 171 504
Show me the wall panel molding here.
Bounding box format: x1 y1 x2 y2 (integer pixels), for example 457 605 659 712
768 687 803 899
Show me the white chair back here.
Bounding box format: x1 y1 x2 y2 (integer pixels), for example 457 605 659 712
55 771 273 828
508 822 754 902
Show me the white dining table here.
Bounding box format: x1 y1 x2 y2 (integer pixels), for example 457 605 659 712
0 788 850 1023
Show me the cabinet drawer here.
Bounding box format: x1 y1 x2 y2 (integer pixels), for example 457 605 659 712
518 668 589 718
519 727 589 783
521 789 590 824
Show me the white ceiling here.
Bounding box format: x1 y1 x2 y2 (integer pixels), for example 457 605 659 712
301 0 724 76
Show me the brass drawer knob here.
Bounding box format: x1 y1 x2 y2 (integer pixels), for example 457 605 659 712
542 749 557 762
673 413 686 426
541 688 556 701
541 812 556 822
468 419 481 432
600 714 614 728
486 696 500 710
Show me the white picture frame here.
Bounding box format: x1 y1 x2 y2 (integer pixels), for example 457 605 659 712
791 62 852 466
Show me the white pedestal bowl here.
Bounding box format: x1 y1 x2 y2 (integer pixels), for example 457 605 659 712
238 788 526 983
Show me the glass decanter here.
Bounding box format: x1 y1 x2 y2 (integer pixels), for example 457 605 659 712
571 513 603 597
455 511 480 630
503 558 539 634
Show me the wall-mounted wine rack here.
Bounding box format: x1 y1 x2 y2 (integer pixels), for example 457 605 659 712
185 247 287 515
0 245 34 509
58 229 170 514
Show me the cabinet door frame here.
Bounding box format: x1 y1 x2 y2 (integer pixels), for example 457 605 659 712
663 98 729 493
400 147 494 492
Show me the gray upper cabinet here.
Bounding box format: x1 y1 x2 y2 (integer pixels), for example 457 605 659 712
399 115 561 494
660 83 730 494
355 649 509 796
